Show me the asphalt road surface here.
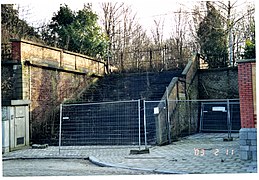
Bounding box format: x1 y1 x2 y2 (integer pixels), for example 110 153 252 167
2 158 154 176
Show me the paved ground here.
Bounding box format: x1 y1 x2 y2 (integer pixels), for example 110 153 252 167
2 133 258 176
2 159 154 176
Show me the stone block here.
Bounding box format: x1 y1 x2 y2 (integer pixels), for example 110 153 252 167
250 145 257 152
240 145 250 151
247 132 257 140
239 132 248 139
248 151 252 160
239 139 247 145
252 151 257 161
240 151 248 160
246 139 251 145
240 128 257 133
240 151 253 160
251 139 257 146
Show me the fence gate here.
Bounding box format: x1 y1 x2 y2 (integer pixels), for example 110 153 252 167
200 100 241 132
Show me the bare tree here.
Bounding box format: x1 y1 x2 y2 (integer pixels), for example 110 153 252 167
213 0 255 64
155 6 193 70
150 18 165 70
151 18 164 46
100 2 152 72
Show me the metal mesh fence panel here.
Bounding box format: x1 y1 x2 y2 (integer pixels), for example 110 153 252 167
143 100 166 145
58 98 241 149
200 99 241 132
59 100 140 147
168 99 240 141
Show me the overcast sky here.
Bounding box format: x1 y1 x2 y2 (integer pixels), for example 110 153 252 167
1 0 257 39
2 0 197 39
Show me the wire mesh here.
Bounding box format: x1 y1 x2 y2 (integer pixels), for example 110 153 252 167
59 98 241 150
200 100 241 132
167 99 241 141
143 100 166 145
59 100 140 147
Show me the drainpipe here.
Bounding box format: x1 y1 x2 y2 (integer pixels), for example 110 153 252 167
29 64 32 141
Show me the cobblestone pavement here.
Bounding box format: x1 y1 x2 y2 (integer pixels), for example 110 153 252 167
2 133 258 176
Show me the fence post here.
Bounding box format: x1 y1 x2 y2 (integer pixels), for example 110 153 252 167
138 99 141 150
143 100 148 149
199 103 204 133
59 104 63 154
166 87 172 144
226 99 232 140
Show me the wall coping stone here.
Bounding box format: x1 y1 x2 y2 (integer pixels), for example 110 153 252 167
182 60 193 76
198 66 238 72
2 100 31 106
236 59 256 64
10 38 105 64
240 128 257 132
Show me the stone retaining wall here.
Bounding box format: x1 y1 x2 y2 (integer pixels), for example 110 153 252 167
1 39 106 144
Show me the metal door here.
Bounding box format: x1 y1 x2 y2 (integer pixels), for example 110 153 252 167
14 106 26 147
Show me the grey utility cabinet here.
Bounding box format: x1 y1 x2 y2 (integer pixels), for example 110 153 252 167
2 100 31 153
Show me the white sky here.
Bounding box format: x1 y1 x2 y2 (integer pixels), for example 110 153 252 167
1 0 197 39
1 0 257 39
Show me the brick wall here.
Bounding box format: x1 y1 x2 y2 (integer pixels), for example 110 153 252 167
237 59 257 161
237 60 256 128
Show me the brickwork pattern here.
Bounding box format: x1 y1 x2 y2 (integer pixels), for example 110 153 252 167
238 62 255 128
237 60 257 161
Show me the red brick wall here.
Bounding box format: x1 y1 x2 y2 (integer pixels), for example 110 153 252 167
238 60 256 128
11 41 21 61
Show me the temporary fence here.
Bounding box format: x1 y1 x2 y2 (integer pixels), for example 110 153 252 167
58 99 241 152
166 99 240 142
59 100 140 147
58 99 162 152
143 100 166 146
199 99 241 132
